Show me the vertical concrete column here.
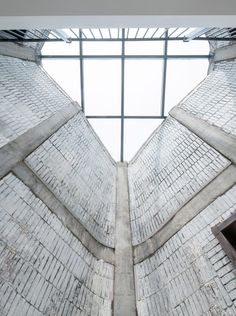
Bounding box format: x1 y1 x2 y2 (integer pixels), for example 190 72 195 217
114 162 136 316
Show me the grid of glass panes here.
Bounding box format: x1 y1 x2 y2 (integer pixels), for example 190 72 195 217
41 28 210 161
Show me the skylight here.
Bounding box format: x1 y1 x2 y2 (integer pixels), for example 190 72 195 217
41 28 210 161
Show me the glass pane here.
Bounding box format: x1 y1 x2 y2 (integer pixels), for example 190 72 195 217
125 41 164 55
83 41 121 55
165 59 209 115
41 41 80 55
168 40 209 55
42 59 81 104
88 119 120 161
84 60 121 115
124 60 163 115
124 119 163 161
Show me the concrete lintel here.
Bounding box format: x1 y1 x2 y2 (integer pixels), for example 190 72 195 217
13 162 115 264
170 107 236 165
114 162 136 316
0 102 80 179
134 164 236 264
0 42 36 61
213 43 236 63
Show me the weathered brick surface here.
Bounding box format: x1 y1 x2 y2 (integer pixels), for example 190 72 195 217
25 113 116 247
0 173 114 316
128 116 229 245
0 55 72 148
135 185 236 316
176 60 236 137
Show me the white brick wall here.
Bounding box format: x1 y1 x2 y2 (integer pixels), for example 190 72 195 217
0 173 114 316
135 185 236 316
25 113 117 247
128 116 229 245
0 55 72 148
176 60 236 137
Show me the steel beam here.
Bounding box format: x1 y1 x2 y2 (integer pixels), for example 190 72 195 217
120 28 125 162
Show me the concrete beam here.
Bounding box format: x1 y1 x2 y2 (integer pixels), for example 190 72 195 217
12 162 115 264
213 43 236 63
0 102 80 179
134 164 236 264
1 16 236 29
3 0 236 16
0 42 36 61
114 162 136 316
170 107 236 165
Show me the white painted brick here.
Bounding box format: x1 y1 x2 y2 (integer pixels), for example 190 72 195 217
0 174 114 316
135 186 236 316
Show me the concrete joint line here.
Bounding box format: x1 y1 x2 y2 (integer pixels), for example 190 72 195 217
0 42 37 61
0 102 80 179
134 164 236 264
12 161 115 264
114 162 137 316
170 107 236 165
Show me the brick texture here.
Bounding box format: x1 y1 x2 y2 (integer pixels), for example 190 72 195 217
128 116 229 245
0 55 72 148
0 173 114 316
135 185 236 316
25 113 116 247
176 60 236 137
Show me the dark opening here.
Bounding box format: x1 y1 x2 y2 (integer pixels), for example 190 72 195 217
222 221 236 249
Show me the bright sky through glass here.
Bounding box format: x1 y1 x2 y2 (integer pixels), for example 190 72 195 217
41 30 209 161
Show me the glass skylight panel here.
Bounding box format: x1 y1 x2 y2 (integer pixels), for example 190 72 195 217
41 41 80 55
125 41 164 55
98 28 111 38
110 28 120 38
81 29 94 39
88 119 120 161
124 119 163 161
84 60 121 115
42 59 81 104
41 28 210 161
83 41 121 55
89 28 103 38
124 60 163 115
168 40 209 55
165 59 209 115
151 28 167 38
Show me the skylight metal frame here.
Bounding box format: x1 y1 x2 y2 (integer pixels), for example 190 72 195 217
40 28 211 161
0 27 219 161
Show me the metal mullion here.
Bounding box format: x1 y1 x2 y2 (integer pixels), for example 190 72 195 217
176 27 190 38
25 31 40 39
127 28 130 39
79 29 85 112
70 28 79 39
40 54 210 59
4 30 25 39
120 28 125 162
143 28 150 39
161 30 168 117
1 37 235 43
108 28 112 39
151 28 159 38
86 115 167 119
89 29 96 39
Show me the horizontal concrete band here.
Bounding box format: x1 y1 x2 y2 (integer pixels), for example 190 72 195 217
0 102 80 179
0 42 36 61
170 107 236 165
13 162 115 264
134 164 236 264
213 43 236 63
